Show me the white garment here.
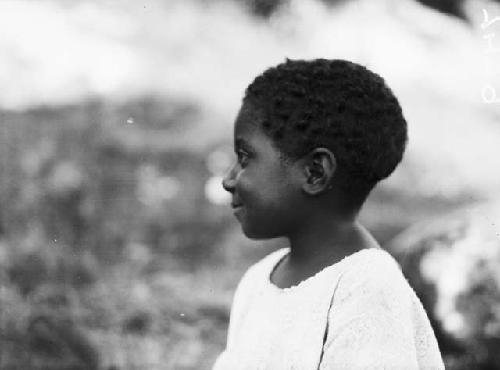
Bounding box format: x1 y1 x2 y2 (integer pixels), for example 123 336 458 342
212 247 445 370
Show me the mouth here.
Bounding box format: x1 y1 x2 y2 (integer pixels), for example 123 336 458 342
231 203 244 216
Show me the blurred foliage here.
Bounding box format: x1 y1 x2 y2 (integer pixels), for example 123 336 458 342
0 97 233 267
415 0 467 19
0 97 238 369
234 0 500 21
389 202 500 370
240 0 288 17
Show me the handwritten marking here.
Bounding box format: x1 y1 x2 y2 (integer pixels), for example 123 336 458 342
481 85 500 104
483 33 500 53
481 9 500 103
482 8 500 29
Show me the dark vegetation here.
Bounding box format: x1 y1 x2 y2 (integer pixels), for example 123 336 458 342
240 0 499 22
0 98 239 369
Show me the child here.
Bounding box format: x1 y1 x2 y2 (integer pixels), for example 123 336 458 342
214 59 445 369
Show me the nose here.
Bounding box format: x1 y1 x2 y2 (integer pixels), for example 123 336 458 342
222 163 237 193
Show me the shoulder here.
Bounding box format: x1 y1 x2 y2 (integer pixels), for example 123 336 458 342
324 249 416 349
340 248 407 287
334 248 412 309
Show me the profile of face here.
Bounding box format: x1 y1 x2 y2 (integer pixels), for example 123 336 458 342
222 102 303 239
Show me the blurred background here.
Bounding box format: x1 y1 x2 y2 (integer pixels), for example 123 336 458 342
1 0 500 369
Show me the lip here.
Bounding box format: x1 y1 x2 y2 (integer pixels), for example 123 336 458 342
231 202 243 208
232 204 244 215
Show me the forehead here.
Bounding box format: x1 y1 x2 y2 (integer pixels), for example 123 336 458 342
235 101 261 129
233 102 291 164
233 102 302 173
233 102 265 144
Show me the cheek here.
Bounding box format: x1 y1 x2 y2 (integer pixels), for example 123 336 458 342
237 165 292 210
236 170 260 199
244 183 289 217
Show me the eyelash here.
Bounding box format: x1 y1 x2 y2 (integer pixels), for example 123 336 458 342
236 150 250 167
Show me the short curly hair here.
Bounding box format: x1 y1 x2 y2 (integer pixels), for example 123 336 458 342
243 58 408 203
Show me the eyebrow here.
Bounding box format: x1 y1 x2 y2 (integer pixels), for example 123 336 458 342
235 137 251 149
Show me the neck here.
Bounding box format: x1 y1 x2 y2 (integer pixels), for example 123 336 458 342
285 214 378 268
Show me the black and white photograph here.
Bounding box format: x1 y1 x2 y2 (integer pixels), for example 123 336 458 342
1 0 500 369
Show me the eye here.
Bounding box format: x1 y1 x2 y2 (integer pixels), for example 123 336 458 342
237 150 250 167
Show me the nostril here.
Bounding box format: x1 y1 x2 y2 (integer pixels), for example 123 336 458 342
222 176 234 193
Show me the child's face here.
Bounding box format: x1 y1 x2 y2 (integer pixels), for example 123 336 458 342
222 102 303 239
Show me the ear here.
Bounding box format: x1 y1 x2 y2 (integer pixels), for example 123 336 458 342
301 148 337 196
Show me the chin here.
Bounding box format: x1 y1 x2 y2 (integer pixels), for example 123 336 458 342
241 225 282 240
